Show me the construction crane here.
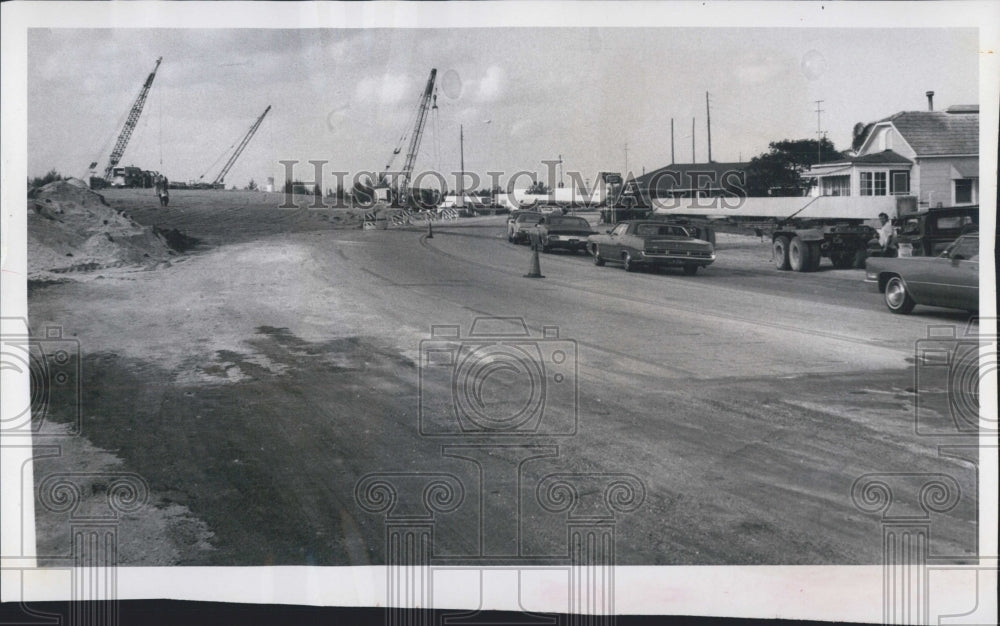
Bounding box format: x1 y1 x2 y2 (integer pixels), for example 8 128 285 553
202 105 271 188
92 57 163 184
379 69 437 207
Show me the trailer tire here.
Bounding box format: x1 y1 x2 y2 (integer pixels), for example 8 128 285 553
773 235 791 270
830 251 853 269
789 236 811 272
807 243 822 271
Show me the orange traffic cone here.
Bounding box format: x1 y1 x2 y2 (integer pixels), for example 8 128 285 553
427 220 434 239
524 244 544 278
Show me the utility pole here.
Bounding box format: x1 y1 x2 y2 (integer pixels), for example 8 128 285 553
815 99 825 164
691 118 695 163
458 124 464 208
706 92 713 163
558 154 564 187
624 142 629 175
670 118 675 164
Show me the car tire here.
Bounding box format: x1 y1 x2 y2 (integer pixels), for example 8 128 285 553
773 236 791 270
623 251 637 272
683 264 698 275
592 245 605 266
507 230 514 243
884 275 916 314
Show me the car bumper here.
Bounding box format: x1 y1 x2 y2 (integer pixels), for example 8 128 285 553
638 251 716 266
864 272 881 292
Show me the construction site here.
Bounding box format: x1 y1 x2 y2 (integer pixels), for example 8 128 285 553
9 21 993 624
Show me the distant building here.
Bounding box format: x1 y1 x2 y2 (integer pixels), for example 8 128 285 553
626 162 750 202
810 95 978 211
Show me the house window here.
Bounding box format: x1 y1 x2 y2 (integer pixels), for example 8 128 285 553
860 172 887 196
954 179 976 205
890 171 910 195
822 175 850 196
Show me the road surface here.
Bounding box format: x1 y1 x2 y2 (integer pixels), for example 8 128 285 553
29 202 978 566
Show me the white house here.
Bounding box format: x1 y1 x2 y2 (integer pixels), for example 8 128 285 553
810 96 978 213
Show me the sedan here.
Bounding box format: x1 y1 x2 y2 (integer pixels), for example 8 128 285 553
532 215 595 252
587 220 715 274
865 234 979 314
507 211 543 244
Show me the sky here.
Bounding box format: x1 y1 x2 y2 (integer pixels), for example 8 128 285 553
27 27 979 190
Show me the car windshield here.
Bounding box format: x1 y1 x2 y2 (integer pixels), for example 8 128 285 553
546 217 589 228
516 213 542 223
634 224 689 237
945 237 978 260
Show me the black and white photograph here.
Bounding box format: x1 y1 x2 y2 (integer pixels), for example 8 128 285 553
1 2 997 623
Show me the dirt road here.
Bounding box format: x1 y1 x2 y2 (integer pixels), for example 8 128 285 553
29 194 978 566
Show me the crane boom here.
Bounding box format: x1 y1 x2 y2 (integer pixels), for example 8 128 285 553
397 69 437 205
102 57 162 181
212 105 271 186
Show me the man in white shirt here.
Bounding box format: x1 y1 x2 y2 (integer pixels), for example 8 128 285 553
875 212 896 255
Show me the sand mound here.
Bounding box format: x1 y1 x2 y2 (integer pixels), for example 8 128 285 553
28 179 194 278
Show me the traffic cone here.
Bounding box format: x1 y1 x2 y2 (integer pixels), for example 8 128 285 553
427 220 434 239
524 244 544 278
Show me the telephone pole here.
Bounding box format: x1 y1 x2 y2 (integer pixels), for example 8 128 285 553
670 118 675 164
815 99 825 164
706 92 713 163
624 142 629 174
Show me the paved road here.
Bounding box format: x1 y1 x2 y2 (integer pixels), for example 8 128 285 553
30 211 979 566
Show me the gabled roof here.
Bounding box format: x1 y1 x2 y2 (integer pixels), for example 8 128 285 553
848 150 913 165
863 110 978 156
632 162 749 192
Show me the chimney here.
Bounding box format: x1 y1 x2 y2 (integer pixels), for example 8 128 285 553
926 91 935 111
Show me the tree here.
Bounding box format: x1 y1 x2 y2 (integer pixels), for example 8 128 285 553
743 138 842 197
245 178 258 191
28 168 63 189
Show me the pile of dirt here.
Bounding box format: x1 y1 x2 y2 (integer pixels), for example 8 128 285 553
27 179 196 278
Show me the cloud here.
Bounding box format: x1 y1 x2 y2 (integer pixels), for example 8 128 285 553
354 72 415 105
476 66 504 102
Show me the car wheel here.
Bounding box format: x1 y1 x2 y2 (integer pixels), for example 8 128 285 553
789 236 811 272
773 236 790 270
683 264 698 275
507 229 514 243
592 245 605 266
623 251 637 272
884 276 916 314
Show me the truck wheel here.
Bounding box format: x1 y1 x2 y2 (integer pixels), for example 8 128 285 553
830 251 853 269
592 245 605 266
807 243 822 271
789 236 811 272
773 236 791 270
623 251 637 272
884 276 916 314
683 264 699 275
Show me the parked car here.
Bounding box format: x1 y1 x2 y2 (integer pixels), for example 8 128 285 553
865 234 979 314
530 215 595 252
507 211 543 244
586 220 715 274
